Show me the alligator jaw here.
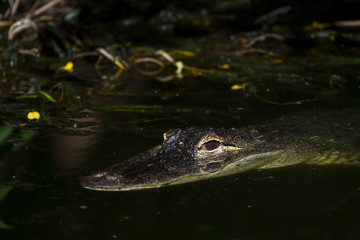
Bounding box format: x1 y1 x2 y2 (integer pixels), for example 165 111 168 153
80 150 284 191
80 174 162 191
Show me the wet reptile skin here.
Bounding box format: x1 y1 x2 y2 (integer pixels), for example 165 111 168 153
81 108 360 191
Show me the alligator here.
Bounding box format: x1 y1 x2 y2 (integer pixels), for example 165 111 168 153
80 108 360 191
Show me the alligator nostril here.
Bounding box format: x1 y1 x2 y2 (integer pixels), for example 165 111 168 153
80 176 95 188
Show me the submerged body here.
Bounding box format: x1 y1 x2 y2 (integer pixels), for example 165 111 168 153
81 108 360 191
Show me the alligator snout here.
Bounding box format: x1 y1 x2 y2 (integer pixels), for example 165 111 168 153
80 171 125 191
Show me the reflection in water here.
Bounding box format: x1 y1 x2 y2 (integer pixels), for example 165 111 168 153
52 109 102 169
0 125 38 230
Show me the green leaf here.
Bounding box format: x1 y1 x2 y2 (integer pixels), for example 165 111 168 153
18 94 38 99
0 125 12 143
65 8 81 22
0 185 12 202
0 218 12 229
39 91 56 103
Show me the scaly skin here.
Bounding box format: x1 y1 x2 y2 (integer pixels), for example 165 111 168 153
81 108 360 191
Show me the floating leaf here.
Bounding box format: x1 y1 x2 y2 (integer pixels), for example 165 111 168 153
27 111 40 120
0 219 12 229
19 130 38 142
65 7 81 22
61 61 74 73
218 64 230 69
0 185 12 202
303 21 331 31
0 185 13 230
272 59 283 64
19 94 38 99
39 91 56 102
231 83 248 91
171 50 196 57
175 61 184 75
0 125 12 143
114 60 126 70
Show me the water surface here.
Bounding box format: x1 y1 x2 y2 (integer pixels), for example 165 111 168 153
1 35 360 240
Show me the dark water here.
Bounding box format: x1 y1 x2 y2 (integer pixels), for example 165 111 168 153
1 40 360 240
2 131 360 240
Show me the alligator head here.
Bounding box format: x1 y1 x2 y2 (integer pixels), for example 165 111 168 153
80 127 285 191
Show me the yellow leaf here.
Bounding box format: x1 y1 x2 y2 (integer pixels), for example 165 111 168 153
175 61 184 75
170 50 196 57
231 83 247 90
218 64 230 69
27 111 40 120
303 21 331 31
114 60 126 70
61 62 74 73
0 20 13 27
272 59 283 64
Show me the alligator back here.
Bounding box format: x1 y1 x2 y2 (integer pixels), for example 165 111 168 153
256 108 360 168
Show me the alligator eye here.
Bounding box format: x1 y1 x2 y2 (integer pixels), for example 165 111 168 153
200 140 221 151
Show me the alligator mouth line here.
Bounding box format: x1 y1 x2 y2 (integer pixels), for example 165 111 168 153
80 148 284 191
